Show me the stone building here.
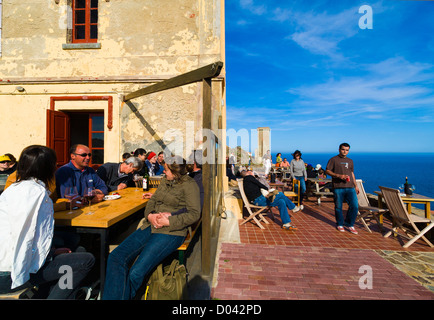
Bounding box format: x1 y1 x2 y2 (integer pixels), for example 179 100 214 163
0 0 225 167
0 0 226 291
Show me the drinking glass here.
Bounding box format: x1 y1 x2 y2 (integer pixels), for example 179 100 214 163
64 186 78 214
409 184 416 193
84 186 96 215
133 174 140 191
398 184 404 193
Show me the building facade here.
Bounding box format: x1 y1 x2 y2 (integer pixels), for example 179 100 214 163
0 0 226 168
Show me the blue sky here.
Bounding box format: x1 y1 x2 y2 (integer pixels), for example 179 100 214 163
225 0 434 154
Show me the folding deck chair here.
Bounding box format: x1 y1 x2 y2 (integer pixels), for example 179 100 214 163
237 178 272 229
356 179 387 233
379 186 434 248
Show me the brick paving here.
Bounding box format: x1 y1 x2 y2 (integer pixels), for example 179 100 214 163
211 197 434 300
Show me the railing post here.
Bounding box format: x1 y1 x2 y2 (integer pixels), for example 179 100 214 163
201 77 212 276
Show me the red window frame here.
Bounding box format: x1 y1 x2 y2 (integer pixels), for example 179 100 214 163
72 0 98 43
89 113 104 166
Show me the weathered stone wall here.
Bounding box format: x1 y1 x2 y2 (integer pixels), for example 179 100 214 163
0 0 225 161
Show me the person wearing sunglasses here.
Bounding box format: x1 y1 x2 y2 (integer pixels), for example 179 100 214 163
55 144 108 202
0 154 13 175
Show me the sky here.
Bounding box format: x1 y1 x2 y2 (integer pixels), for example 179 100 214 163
224 0 434 154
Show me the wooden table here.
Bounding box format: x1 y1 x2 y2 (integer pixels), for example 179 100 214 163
54 187 156 294
269 180 287 192
375 191 433 222
307 177 333 205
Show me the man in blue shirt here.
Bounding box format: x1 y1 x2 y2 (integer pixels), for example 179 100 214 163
55 144 108 202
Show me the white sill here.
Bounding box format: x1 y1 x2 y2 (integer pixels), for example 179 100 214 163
62 43 101 50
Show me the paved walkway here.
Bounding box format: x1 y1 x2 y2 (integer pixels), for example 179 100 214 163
211 197 434 300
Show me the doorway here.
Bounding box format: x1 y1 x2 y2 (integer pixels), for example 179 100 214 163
47 110 104 168
69 112 104 167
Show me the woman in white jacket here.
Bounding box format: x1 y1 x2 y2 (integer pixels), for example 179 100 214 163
0 145 94 299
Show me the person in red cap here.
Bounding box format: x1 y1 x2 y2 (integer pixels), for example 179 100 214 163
145 151 157 175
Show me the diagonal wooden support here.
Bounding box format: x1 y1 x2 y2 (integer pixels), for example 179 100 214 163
123 61 223 101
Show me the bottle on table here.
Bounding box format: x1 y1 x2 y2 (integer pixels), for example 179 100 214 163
143 172 150 191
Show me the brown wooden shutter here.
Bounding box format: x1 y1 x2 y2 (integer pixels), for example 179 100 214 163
46 109 70 167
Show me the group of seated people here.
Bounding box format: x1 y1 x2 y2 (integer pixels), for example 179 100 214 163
123 149 165 177
0 144 204 300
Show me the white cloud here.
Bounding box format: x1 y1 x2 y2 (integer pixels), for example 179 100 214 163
287 7 359 60
287 57 434 121
239 0 267 16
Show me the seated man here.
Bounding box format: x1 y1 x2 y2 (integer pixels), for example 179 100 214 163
280 158 290 168
241 169 300 230
133 148 149 177
97 157 143 192
55 144 108 202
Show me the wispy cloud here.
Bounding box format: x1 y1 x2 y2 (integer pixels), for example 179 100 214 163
239 0 267 16
287 57 434 121
270 2 388 61
287 7 360 60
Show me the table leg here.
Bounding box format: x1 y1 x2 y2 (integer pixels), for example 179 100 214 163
426 202 431 221
99 229 108 295
377 195 383 224
77 227 109 297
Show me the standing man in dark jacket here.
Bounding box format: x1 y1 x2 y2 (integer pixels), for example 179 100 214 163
97 156 143 192
326 143 360 234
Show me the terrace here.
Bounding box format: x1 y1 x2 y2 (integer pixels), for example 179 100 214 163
211 192 434 300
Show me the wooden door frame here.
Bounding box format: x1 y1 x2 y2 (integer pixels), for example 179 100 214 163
50 96 113 131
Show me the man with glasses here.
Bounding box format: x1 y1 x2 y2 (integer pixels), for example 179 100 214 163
325 143 360 234
55 144 108 202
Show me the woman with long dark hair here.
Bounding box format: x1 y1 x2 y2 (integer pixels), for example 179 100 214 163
290 150 307 210
0 145 94 299
102 156 201 300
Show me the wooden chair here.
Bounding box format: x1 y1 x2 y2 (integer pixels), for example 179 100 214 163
149 177 161 188
237 178 271 229
284 179 300 206
356 179 387 233
379 186 434 248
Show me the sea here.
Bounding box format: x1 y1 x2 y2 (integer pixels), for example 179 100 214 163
275 153 434 208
